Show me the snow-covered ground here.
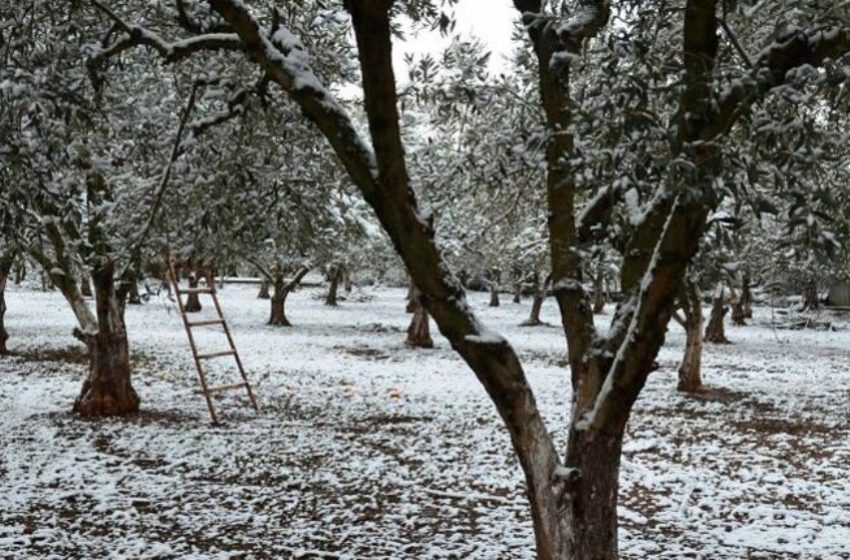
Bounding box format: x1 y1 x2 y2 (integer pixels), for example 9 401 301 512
2 284 849 559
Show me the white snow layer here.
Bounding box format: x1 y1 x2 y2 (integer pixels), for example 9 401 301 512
2 285 850 558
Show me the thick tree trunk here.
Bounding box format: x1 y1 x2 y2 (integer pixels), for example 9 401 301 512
257 278 270 299
406 285 433 348
802 279 818 310
74 267 139 417
127 278 142 305
592 266 606 314
325 265 342 306
268 273 291 326
344 270 353 292
741 271 753 319
14 262 25 285
405 278 416 313
184 270 202 312
0 256 11 355
489 282 500 307
559 430 624 560
704 283 729 344
522 293 545 327
80 270 93 298
521 274 548 327
513 265 523 304
489 267 501 307
678 273 704 392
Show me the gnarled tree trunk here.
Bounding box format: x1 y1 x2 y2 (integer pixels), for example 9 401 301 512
406 284 433 348
489 282 500 307
268 265 311 327
802 278 818 311
80 270 93 298
0 255 12 355
521 273 549 327
325 264 342 306
592 265 606 314
257 278 270 299
704 282 729 344
127 277 142 305
513 264 524 304
268 272 290 326
489 267 501 307
678 272 704 392
184 269 202 313
741 270 752 319
74 266 140 417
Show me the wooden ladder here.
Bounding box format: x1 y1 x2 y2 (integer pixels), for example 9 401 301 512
167 261 259 424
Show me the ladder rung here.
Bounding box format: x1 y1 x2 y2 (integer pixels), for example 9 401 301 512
196 350 236 360
179 287 215 294
205 382 247 394
187 319 225 328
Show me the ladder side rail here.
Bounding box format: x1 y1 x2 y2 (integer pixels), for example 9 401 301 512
169 261 220 424
209 290 260 411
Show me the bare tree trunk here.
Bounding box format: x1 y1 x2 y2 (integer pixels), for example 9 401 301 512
184 269 202 313
406 284 433 348
742 270 753 319
344 269 353 292
730 271 749 325
80 270 93 298
521 273 548 327
0 255 12 355
489 282 500 307
257 278 270 299
268 272 290 326
14 262 25 285
513 264 523 304
268 266 310 327
74 265 140 417
405 278 416 313
592 265 606 314
678 273 704 392
802 278 818 310
325 265 342 306
704 283 730 344
127 276 142 305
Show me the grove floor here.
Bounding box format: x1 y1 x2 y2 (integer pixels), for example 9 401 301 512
1 283 849 559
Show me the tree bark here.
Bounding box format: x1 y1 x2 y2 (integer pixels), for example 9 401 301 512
325 264 342 306
678 273 704 392
704 282 729 343
730 271 750 325
489 282 500 307
513 265 523 304
405 278 416 313
257 278 270 299
741 270 752 319
268 266 310 326
80 270 93 298
521 273 549 327
184 269 202 312
73 265 140 417
268 272 290 326
0 255 12 355
406 284 433 348
802 279 818 310
592 265 606 314
127 277 142 305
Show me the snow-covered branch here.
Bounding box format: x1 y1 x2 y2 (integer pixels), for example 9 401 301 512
710 24 850 139
89 0 242 65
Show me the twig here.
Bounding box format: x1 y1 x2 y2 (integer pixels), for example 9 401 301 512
119 82 200 278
